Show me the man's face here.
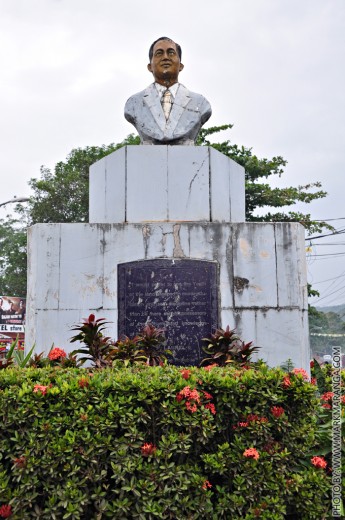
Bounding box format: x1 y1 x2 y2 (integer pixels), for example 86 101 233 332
148 39 184 86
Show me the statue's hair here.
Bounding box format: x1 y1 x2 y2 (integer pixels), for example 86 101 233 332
149 37 182 61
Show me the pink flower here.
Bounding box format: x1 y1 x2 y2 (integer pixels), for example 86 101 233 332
141 443 157 457
243 448 260 460
48 347 67 361
203 391 213 400
202 480 212 490
176 386 200 403
292 368 309 380
185 401 198 413
282 376 292 388
271 406 285 418
320 392 334 402
311 456 327 469
33 384 48 395
0 505 12 518
180 369 191 380
205 403 216 415
322 403 332 409
203 363 218 371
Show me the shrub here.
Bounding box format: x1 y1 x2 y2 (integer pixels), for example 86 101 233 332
0 364 333 519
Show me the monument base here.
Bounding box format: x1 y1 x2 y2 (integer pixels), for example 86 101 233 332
26 221 309 369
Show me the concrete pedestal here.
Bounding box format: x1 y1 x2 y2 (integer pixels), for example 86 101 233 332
26 220 309 369
89 146 245 223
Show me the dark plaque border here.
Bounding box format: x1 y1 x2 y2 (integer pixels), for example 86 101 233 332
118 259 219 366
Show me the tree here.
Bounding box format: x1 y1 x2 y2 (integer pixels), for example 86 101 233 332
197 125 329 234
6 124 329 295
0 217 27 296
26 135 140 225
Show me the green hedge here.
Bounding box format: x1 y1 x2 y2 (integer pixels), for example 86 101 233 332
0 364 331 519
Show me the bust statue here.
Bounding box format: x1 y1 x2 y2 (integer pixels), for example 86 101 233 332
124 37 212 145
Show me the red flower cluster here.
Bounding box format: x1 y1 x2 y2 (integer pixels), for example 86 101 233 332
203 363 218 371
311 377 317 385
270 406 285 418
180 369 191 380
205 403 216 415
13 456 26 468
176 385 216 414
321 392 334 402
33 384 48 395
233 413 268 430
243 448 260 460
0 504 12 518
48 347 67 361
202 480 212 490
292 368 309 380
141 443 157 457
78 378 90 388
311 456 327 469
247 414 268 424
282 375 292 388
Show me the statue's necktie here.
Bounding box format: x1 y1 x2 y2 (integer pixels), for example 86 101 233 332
161 89 172 120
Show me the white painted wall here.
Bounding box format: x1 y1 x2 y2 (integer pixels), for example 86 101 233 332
26 221 309 369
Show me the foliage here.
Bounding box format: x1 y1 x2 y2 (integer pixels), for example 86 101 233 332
279 358 295 372
71 317 172 368
70 314 115 368
309 307 345 357
0 364 335 519
309 361 345 517
133 323 172 366
0 217 27 297
197 125 330 234
0 338 32 370
200 325 260 367
25 135 140 225
112 324 171 367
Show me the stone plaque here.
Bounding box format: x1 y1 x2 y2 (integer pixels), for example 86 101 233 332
118 259 219 366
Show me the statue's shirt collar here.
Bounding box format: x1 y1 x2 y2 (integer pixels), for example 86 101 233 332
154 82 180 99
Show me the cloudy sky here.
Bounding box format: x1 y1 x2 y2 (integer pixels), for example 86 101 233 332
1 0 344 306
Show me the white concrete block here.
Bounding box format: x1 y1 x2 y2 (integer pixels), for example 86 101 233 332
210 147 231 222
127 146 168 221
89 157 107 222
27 221 309 370
89 146 246 224
27 224 61 309
105 147 126 223
254 309 310 369
229 159 246 222
232 223 278 307
168 146 210 221
59 225 104 309
275 223 308 308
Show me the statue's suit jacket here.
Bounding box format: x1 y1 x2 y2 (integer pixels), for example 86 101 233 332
124 83 212 145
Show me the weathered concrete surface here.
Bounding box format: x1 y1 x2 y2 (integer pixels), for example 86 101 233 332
89 146 245 224
26 221 309 369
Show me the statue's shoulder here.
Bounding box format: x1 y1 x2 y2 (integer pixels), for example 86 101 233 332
126 84 154 103
178 84 210 104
